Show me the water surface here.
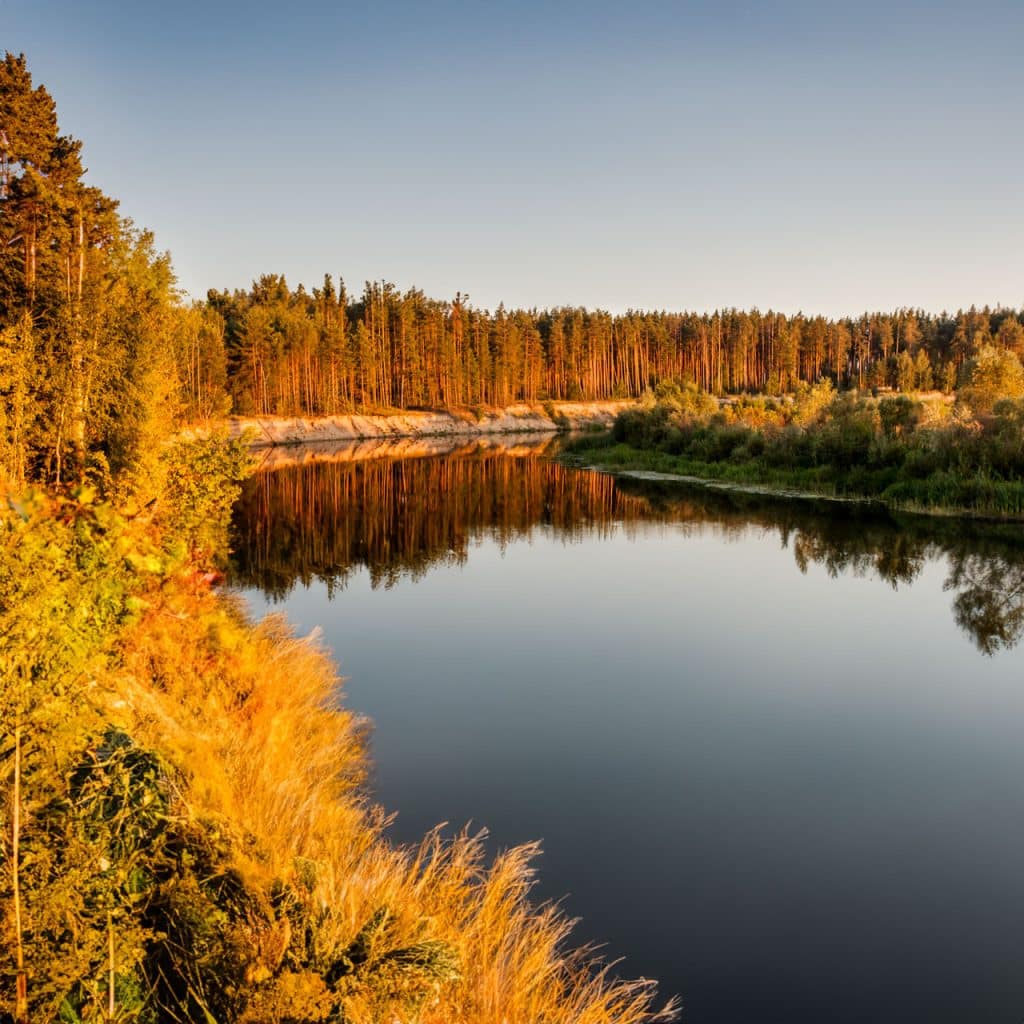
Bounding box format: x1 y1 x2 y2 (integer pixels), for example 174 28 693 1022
232 438 1024 1023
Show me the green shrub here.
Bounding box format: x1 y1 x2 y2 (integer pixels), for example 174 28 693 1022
159 434 253 563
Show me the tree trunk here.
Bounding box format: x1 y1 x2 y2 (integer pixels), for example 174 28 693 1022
14 721 28 1024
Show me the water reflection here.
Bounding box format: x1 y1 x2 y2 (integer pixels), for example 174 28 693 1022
230 440 1024 654
232 436 648 595
945 554 1024 655
232 439 1024 1023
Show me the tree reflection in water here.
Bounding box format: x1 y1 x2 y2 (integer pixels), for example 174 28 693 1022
230 439 1024 655
945 555 1024 655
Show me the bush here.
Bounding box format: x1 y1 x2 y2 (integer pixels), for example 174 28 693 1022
961 346 1024 416
791 380 835 427
652 379 718 420
159 434 253 563
879 395 922 438
584 383 1024 515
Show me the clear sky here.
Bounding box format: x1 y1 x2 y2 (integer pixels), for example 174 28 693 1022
5 0 1023 315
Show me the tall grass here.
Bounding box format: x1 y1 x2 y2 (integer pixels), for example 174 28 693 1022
112 564 676 1023
1 481 675 1022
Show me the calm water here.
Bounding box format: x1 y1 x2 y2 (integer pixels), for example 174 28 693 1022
231 437 1024 1023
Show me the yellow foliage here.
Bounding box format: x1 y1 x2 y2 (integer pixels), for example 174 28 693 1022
106 564 674 1023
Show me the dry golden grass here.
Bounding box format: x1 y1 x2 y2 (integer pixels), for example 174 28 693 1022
112 576 676 1023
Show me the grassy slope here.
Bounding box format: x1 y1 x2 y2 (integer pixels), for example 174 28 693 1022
0 482 674 1023
120 589 669 1023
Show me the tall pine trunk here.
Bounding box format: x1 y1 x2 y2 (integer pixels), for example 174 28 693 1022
13 720 28 1024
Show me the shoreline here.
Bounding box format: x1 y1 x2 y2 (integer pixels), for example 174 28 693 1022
184 400 634 448
565 455 1024 524
598 467 887 507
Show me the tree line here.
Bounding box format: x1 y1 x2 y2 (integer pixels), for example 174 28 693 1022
203 275 1024 419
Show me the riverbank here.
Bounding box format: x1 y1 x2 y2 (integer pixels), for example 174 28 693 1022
565 436 1024 521
566 383 1024 520
186 401 634 448
1 448 673 1024
596 464 886 507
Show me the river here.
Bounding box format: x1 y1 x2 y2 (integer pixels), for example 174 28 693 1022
230 436 1024 1023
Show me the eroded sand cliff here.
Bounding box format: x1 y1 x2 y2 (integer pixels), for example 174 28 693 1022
186 401 632 448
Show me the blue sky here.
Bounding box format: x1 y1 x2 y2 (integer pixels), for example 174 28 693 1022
5 0 1023 314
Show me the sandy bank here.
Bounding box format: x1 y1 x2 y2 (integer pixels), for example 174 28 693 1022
186 401 633 449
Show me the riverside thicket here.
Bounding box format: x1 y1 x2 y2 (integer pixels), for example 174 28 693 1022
569 367 1024 518
0 466 673 1023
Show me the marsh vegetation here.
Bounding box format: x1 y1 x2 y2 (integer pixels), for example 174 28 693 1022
570 364 1024 516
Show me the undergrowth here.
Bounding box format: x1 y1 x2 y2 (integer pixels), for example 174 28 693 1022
568 381 1024 518
0 439 674 1023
